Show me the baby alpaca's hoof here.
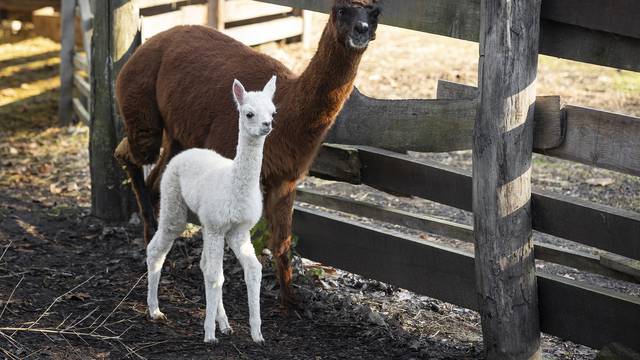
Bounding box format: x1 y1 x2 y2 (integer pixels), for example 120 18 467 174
220 326 234 335
204 334 219 344
149 309 167 322
251 331 265 345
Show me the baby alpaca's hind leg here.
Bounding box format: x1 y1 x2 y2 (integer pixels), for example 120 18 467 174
201 227 225 344
217 295 232 335
146 172 187 321
228 229 264 344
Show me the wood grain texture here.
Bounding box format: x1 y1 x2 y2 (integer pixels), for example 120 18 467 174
537 273 640 352
540 0 640 39
437 80 640 176
309 144 361 184
436 80 563 149
257 0 640 71
473 1 542 356
296 188 639 283
90 0 136 221
325 88 478 152
58 0 76 126
541 106 640 177
310 145 640 261
292 206 640 352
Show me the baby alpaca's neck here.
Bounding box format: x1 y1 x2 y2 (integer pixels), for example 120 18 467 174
231 132 265 198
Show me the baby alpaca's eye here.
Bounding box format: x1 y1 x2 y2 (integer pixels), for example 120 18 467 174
247 112 254 119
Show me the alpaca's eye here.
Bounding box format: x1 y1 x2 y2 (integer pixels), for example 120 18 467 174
247 112 254 119
337 9 344 16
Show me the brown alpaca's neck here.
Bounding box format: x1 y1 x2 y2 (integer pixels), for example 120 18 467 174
291 24 364 134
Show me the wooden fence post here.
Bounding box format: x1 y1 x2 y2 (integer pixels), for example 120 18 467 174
90 0 138 221
58 0 76 126
208 0 224 31
473 0 542 358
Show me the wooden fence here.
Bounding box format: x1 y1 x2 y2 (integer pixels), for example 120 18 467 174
60 0 640 356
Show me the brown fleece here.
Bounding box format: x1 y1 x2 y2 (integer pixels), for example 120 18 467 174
115 0 378 306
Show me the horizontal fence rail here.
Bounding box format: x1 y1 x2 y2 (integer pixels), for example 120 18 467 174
292 206 640 352
256 0 640 72
436 80 640 177
296 188 639 283
309 145 640 261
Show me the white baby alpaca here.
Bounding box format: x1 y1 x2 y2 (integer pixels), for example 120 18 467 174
146 76 277 344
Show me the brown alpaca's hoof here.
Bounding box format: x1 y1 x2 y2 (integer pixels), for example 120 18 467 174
278 288 301 311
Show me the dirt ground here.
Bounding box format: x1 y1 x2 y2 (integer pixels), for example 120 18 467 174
0 16 639 360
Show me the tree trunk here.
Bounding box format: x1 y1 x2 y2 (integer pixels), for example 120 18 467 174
89 0 138 221
473 0 542 358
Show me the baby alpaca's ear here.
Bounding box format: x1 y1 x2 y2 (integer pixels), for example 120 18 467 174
263 75 277 99
232 79 247 107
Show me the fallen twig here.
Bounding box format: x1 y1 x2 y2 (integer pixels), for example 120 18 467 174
92 272 146 334
1 327 121 341
0 241 12 263
16 275 94 336
0 275 23 320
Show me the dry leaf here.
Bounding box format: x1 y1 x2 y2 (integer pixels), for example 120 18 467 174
49 183 62 194
585 177 615 187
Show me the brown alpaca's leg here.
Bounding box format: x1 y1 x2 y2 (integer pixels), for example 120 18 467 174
265 181 298 308
115 138 158 242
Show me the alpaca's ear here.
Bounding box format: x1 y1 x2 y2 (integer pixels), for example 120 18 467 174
263 75 277 99
232 79 246 106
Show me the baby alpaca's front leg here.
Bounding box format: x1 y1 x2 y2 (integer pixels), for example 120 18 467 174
200 227 225 344
228 228 264 344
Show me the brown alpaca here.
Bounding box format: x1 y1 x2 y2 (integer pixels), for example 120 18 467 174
115 0 381 306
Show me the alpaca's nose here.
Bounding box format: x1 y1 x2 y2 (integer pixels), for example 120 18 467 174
262 121 271 127
355 21 369 34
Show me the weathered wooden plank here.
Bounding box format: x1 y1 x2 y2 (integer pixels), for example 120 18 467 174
539 19 640 73
326 88 478 153
437 81 640 176
77 0 93 68
600 253 640 282
357 147 472 211
293 206 478 310
138 0 188 9
223 16 303 46
436 80 563 150
310 145 640 261
224 0 292 23
73 73 90 99
533 243 637 283
58 0 76 126
140 5 208 41
309 144 361 184
537 273 640 352
208 0 224 30
532 190 640 262
73 53 89 74
296 188 639 283
257 0 640 72
542 106 640 177
541 0 640 41
292 206 640 352
72 97 90 125
296 188 475 242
